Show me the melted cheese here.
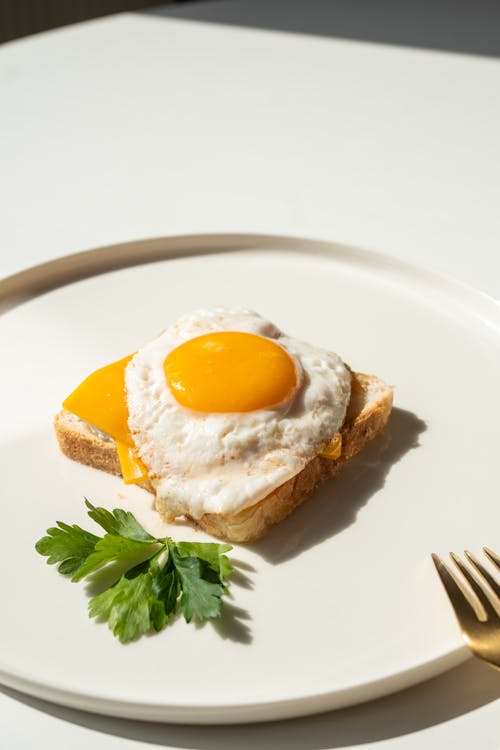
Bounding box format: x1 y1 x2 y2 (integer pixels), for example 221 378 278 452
63 354 146 483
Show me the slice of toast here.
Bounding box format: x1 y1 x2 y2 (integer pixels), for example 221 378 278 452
54 372 393 543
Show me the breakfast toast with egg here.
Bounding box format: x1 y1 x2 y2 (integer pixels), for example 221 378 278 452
54 371 393 543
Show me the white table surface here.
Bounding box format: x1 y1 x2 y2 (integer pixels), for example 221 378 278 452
1 6 499 748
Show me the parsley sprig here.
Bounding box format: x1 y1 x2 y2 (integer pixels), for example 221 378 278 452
35 499 233 643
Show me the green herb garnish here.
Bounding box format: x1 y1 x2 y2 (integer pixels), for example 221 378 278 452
35 499 233 643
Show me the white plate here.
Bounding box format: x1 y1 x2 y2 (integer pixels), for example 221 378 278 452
1 234 499 724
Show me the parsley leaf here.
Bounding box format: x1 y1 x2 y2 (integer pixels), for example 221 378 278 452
35 500 237 642
35 522 99 578
84 499 157 542
89 572 156 643
150 554 178 610
175 541 233 581
168 542 225 622
149 557 179 630
73 534 160 582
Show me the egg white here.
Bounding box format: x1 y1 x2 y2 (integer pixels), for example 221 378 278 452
125 308 351 519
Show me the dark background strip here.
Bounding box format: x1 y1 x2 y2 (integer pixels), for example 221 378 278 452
0 0 172 44
147 0 500 58
1 0 500 58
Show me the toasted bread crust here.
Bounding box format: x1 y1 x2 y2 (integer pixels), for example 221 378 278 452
53 412 154 493
54 372 393 543
54 412 122 477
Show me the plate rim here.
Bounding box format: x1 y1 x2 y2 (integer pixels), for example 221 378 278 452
1 232 494 723
0 648 469 724
1 232 499 321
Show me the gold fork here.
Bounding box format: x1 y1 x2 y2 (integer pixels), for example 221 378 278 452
432 547 500 670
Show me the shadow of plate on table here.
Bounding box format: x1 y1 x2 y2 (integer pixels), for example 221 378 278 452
252 407 425 564
3 656 500 748
144 0 500 59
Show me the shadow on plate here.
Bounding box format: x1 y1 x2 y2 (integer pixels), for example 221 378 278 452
252 407 426 564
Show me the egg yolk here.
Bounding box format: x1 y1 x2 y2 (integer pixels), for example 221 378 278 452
163 332 298 413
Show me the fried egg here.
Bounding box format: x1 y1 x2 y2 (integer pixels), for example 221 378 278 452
125 308 351 519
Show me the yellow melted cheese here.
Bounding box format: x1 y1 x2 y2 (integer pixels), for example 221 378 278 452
63 354 147 483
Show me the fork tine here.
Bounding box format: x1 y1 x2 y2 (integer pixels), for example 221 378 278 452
465 551 500 600
450 553 498 620
432 553 478 625
484 547 500 571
